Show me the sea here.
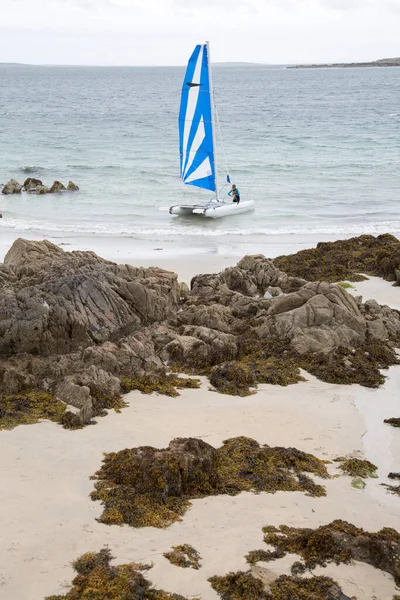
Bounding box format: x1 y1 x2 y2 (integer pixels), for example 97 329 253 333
0 64 399 260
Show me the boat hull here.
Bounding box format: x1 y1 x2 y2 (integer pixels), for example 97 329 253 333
169 200 255 219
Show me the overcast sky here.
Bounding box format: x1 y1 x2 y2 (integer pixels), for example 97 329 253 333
0 0 398 65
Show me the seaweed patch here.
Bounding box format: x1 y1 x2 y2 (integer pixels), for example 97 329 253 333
44 548 194 600
90 436 329 529
164 544 201 569
260 520 400 585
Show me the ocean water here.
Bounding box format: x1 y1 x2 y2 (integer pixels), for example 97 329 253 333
0 64 399 255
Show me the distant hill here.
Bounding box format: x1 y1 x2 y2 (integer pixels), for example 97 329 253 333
289 57 400 69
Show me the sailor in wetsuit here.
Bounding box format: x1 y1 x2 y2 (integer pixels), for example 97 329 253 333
227 184 240 203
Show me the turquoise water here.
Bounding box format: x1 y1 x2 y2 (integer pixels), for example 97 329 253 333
0 64 399 246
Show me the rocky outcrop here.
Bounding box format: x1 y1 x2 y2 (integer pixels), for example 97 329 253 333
1 236 400 425
0 239 179 422
2 179 22 194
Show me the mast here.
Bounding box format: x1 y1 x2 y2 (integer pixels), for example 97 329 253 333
206 40 220 202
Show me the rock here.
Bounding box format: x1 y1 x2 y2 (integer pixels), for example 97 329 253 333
0 238 179 370
2 179 22 194
49 180 66 193
267 286 283 297
255 282 367 355
23 177 42 191
56 379 93 423
67 180 79 191
179 281 189 300
35 185 49 195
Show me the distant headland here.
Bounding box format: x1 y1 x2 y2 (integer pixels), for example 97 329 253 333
289 57 400 69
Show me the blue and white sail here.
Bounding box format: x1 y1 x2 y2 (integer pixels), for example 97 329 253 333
179 44 216 192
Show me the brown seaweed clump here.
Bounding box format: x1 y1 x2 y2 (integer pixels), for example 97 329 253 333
207 336 399 396
209 571 350 600
0 386 129 431
335 457 378 478
261 520 400 585
163 544 201 569
208 571 270 600
245 550 285 566
120 374 200 397
45 548 193 600
297 340 399 389
0 391 67 430
385 418 400 428
90 436 329 529
274 233 400 283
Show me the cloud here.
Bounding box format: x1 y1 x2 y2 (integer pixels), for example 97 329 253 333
0 0 399 65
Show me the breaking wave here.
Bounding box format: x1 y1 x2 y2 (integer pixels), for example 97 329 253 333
1 216 400 239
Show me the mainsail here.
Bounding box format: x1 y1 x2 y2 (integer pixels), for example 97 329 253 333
179 44 216 192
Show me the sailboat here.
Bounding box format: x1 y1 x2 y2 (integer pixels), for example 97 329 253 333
169 42 255 219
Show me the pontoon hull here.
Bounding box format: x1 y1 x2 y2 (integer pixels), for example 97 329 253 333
169 200 254 219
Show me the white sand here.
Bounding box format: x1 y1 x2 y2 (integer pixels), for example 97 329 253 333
346 275 400 311
1 369 399 600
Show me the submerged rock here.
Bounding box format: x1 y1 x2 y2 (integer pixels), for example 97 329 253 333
2 179 22 194
49 180 66 193
23 177 42 191
67 180 79 191
35 184 49 194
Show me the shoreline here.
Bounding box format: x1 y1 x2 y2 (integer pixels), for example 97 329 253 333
2 228 400 285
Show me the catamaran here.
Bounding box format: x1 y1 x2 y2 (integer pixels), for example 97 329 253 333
169 42 255 219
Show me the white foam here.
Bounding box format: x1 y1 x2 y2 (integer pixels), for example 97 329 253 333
1 216 400 239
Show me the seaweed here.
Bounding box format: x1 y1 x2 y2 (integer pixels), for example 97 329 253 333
274 233 400 283
88 384 128 417
0 391 67 430
335 457 378 478
209 571 350 600
90 436 329 529
120 374 201 397
163 544 201 569
269 574 351 600
44 548 193 600
245 549 285 566
389 473 400 480
261 520 400 584
208 571 271 600
384 418 400 428
337 282 355 289
297 340 399 388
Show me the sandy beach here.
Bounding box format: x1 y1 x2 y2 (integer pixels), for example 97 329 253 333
1 369 399 600
0 240 400 600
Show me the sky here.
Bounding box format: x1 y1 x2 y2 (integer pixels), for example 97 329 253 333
0 0 398 66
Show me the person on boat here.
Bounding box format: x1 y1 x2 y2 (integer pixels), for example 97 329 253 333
228 184 240 204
